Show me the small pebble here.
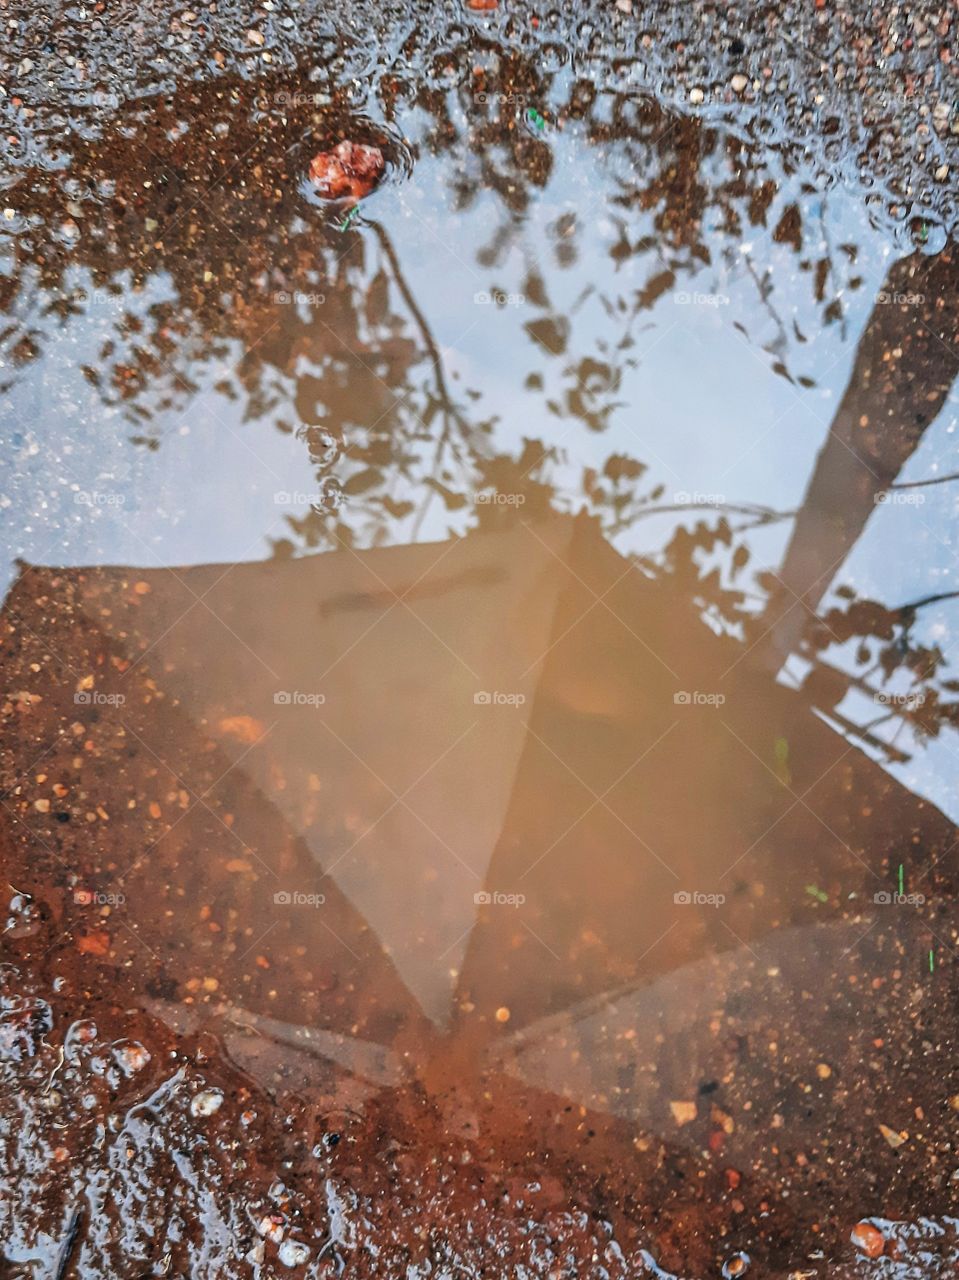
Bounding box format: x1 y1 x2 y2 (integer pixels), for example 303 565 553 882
278 1240 311 1267
689 87 705 104
114 1041 151 1075
670 1100 697 1126
722 1253 751 1278
190 1089 224 1117
731 74 748 93
851 1221 885 1259
878 1122 906 1148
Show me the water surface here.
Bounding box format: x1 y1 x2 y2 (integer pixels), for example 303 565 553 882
1 2 959 1276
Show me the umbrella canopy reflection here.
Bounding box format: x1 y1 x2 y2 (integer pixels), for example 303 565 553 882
2 514 954 1116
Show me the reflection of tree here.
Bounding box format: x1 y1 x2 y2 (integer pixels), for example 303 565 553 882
3 33 959 1277
758 247 959 662
804 585 959 749
748 245 959 754
2 58 958 757
0 63 863 542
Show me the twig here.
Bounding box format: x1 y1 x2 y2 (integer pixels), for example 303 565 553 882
54 1206 83 1280
632 501 795 523
892 589 959 615
889 469 959 491
366 219 473 538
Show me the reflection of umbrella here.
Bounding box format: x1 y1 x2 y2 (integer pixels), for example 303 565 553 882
1 515 954 1099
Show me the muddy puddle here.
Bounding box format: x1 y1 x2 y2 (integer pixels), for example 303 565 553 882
1 1 959 1276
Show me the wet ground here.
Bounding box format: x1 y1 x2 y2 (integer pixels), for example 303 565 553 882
2 0 959 1276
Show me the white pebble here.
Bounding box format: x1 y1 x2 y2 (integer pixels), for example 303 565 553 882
190 1089 224 1117
731 74 748 93
689 87 705 104
278 1240 311 1267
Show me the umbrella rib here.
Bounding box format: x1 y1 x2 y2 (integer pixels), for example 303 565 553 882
517 520 681 682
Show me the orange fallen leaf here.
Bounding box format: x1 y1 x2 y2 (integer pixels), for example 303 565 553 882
309 141 385 200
